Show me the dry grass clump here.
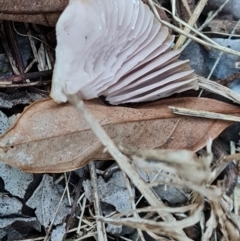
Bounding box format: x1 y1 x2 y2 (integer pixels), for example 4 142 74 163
92 140 239 241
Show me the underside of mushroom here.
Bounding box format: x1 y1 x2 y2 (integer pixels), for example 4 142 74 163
50 0 198 105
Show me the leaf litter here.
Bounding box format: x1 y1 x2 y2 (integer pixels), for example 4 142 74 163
26 174 71 227
1 0 240 240
1 97 240 173
0 162 33 198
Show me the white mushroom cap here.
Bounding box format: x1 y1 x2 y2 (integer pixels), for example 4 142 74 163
50 0 198 105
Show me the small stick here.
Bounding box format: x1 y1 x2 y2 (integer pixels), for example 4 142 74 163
0 70 52 86
4 21 25 74
122 172 146 241
174 0 208 49
198 19 240 97
76 195 86 235
43 177 69 241
197 75 240 104
181 0 230 50
169 106 240 122
64 172 72 206
0 23 20 75
89 161 107 241
65 171 85 236
225 153 240 162
148 0 240 57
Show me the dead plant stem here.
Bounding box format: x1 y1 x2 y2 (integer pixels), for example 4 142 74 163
174 0 209 49
169 106 240 122
181 0 230 50
122 172 146 241
89 161 107 241
148 0 240 56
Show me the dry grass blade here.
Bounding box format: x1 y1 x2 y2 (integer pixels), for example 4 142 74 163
43 177 69 241
98 206 201 230
149 0 240 57
89 161 107 241
119 140 240 239
169 106 240 122
198 75 240 104
97 205 202 241
122 171 146 241
198 19 240 97
121 141 222 200
109 203 198 218
174 0 208 49
181 0 230 50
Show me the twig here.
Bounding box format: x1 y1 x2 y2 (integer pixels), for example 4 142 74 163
67 94 189 238
32 24 55 67
24 23 48 72
122 172 146 241
152 0 220 48
179 0 194 22
169 106 240 122
16 238 45 241
4 21 25 74
43 177 69 241
64 172 72 206
65 172 85 236
89 161 108 241
203 31 240 38
181 0 230 50
97 209 201 241
135 170 162 207
76 195 87 235
0 70 52 86
0 22 20 75
24 59 36 73
170 0 221 47
174 0 208 49
73 232 97 241
225 153 240 162
198 19 240 97
197 75 240 104
148 0 240 57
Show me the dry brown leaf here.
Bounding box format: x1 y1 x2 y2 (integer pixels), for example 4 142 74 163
0 0 169 27
0 0 68 26
0 97 239 173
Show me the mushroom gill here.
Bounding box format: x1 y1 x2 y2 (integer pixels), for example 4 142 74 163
50 0 198 105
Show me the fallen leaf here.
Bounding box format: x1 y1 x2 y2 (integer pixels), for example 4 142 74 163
0 217 40 229
0 162 33 198
26 174 71 227
0 91 44 109
0 0 169 27
51 223 66 241
0 0 68 26
0 195 22 216
0 97 239 173
83 171 134 212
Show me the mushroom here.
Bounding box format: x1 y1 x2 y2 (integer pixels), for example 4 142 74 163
50 0 198 105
